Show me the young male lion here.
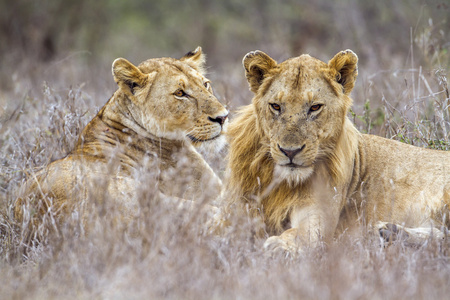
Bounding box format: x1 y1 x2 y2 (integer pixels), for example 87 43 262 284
15 47 228 230
226 49 449 254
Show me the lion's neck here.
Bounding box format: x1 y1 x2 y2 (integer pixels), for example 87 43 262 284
74 94 185 171
326 117 360 187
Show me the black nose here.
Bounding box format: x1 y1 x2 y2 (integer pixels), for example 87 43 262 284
278 144 305 161
208 114 228 126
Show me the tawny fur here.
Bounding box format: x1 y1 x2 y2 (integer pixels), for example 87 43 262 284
225 49 450 253
15 47 228 229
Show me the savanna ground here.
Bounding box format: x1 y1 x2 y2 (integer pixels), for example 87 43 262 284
1 1 450 299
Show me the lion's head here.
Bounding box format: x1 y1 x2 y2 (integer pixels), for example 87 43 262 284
241 49 358 185
225 49 360 234
112 47 228 148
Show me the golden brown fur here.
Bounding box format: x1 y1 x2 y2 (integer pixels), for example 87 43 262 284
226 49 450 253
15 47 228 229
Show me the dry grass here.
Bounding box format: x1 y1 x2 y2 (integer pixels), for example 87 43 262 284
1 20 450 300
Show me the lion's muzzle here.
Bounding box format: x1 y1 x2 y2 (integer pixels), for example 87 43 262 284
187 112 228 143
272 142 316 183
278 144 305 163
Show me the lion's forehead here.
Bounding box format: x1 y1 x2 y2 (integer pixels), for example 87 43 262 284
139 58 205 85
278 58 328 88
279 54 327 71
266 59 336 106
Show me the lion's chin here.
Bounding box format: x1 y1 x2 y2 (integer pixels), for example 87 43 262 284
192 134 227 157
274 164 314 186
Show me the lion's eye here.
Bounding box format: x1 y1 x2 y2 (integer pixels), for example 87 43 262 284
309 104 323 112
174 89 187 98
270 103 281 111
204 82 211 89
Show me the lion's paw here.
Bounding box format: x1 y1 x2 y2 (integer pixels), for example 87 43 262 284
376 221 408 243
263 235 301 258
375 221 445 245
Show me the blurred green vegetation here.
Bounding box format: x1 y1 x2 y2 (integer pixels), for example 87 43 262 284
1 0 448 69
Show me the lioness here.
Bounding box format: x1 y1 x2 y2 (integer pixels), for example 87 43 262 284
226 49 449 254
15 47 228 229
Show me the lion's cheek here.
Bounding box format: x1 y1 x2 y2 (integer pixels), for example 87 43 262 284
316 120 335 140
164 103 197 130
142 109 193 139
317 128 331 140
260 119 276 137
168 115 193 132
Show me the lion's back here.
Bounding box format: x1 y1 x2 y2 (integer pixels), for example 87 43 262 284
357 134 450 227
14 155 136 223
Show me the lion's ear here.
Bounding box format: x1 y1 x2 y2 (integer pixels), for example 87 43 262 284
112 58 148 97
243 50 277 94
328 49 358 95
180 46 206 75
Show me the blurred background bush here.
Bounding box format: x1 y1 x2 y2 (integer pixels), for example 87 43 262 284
1 0 448 90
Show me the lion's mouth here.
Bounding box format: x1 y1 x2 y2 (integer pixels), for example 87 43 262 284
187 133 221 143
282 163 311 169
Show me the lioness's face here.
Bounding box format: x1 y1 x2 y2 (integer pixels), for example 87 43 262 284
112 47 228 147
243 50 358 183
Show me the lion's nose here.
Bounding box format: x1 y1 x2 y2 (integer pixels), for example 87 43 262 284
208 114 228 126
278 144 305 162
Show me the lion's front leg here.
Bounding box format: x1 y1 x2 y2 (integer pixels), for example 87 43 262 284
264 205 339 257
